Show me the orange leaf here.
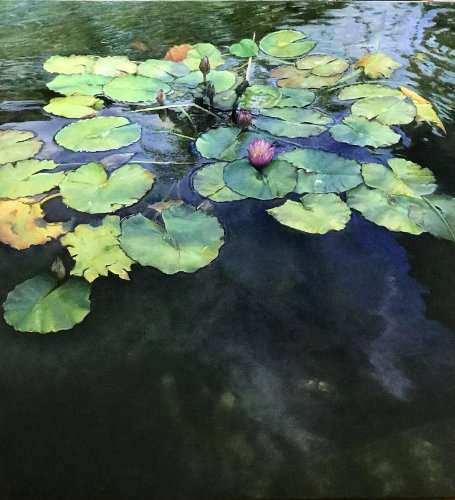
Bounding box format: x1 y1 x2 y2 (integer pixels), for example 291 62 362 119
400 86 445 133
163 44 192 62
400 86 430 104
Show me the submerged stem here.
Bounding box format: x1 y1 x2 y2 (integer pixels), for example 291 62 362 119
155 130 196 140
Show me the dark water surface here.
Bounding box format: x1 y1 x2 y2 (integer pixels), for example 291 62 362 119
1 1 455 498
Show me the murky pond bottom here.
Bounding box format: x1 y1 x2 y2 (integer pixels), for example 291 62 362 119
1 1 455 498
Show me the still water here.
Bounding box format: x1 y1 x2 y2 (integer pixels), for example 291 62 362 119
0 1 455 498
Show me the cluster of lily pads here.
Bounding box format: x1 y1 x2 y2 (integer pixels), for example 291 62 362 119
0 29 451 334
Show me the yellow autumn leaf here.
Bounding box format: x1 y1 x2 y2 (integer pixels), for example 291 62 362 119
400 86 445 133
354 53 401 78
0 198 65 250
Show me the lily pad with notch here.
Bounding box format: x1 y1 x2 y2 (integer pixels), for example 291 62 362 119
253 116 326 139
259 30 316 58
137 59 189 80
44 95 104 118
183 43 225 71
174 70 236 93
270 65 345 89
352 96 416 125
119 204 225 274
354 53 401 79
229 39 259 58
0 130 42 165
103 74 171 102
46 73 112 96
338 84 402 100
267 193 351 234
59 162 155 213
192 162 246 202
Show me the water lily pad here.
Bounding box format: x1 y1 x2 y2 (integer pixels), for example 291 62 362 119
347 184 424 234
239 85 281 110
119 205 225 274
338 84 402 100
46 73 112 96
259 30 316 57
279 148 362 194
267 193 351 233
0 130 42 165
261 107 331 125
89 56 137 77
270 65 344 89
60 163 155 214
44 95 104 118
408 194 455 241
3 274 91 333
253 116 326 139
192 162 246 202
354 53 401 78
0 160 64 199
274 88 315 107
296 54 349 76
137 59 189 79
61 216 134 282
103 74 170 102
183 43 225 71
196 127 264 161
0 198 65 250
44 55 95 74
351 96 416 125
174 70 236 93
400 87 445 133
223 158 297 200
362 158 436 198
229 39 259 57
330 114 401 148
55 116 141 152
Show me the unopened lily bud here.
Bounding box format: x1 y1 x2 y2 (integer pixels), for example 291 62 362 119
236 109 252 130
199 56 210 76
156 89 166 106
51 257 66 281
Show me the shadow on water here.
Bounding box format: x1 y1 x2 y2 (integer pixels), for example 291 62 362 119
0 1 455 498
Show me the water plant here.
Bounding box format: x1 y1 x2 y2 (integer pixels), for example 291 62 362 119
0 30 450 333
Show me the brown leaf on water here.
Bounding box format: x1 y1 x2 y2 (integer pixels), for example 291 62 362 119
131 40 149 52
354 53 401 78
163 44 192 62
149 199 184 213
0 198 65 250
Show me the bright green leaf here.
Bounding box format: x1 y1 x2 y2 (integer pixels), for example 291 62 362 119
46 73 112 96
119 205 225 274
352 96 416 125
0 130 42 165
103 74 170 102
44 95 104 118
192 162 246 202
229 39 259 58
259 30 316 57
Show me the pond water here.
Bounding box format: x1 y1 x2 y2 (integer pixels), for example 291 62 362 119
1 1 455 498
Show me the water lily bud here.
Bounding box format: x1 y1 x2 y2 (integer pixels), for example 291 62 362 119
156 89 166 106
248 138 275 170
236 109 252 131
199 56 210 76
51 257 66 281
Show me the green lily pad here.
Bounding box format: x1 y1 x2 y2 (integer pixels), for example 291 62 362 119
183 43 225 71
267 193 351 233
46 73 112 96
362 158 436 198
261 107 332 125
351 96 416 125
3 274 91 333
279 148 362 194
330 114 401 148
253 116 326 139
259 30 316 57
223 158 297 200
44 95 104 118
89 56 137 77
338 84 403 100
137 59 189 79
408 194 455 241
0 130 42 165
0 160 64 199
55 116 141 152
119 205 225 274
296 54 349 76
347 184 424 234
60 163 155 213
270 65 344 89
196 127 264 162
239 85 282 110
275 88 315 107
0 198 65 250
192 162 246 202
103 74 170 102
174 70 236 93
229 39 259 58
355 52 402 78
61 215 134 282
44 55 96 74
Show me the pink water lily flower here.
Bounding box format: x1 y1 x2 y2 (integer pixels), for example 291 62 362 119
248 138 275 170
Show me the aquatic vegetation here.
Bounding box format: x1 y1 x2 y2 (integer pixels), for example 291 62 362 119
0 29 451 334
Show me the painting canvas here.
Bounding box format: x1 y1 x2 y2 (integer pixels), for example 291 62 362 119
0 0 455 497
